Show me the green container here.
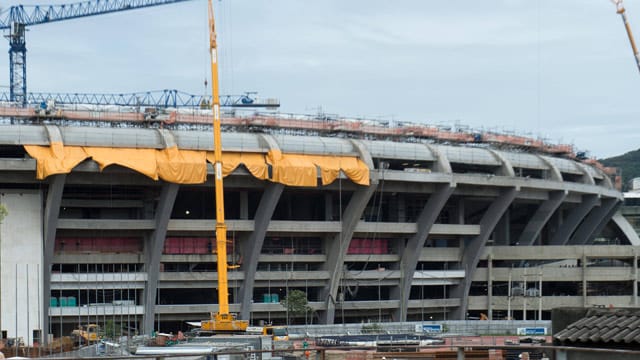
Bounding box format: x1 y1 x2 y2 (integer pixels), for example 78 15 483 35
271 294 279 303
59 297 68 307
50 297 58 307
67 296 77 307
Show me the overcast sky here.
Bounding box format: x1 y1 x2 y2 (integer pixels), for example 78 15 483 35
1 0 639 158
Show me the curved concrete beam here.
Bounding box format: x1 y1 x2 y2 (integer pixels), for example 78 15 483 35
392 182 455 322
41 174 66 344
449 186 518 320
425 144 452 174
575 163 595 186
517 190 567 246
142 183 179 335
549 194 599 246
158 129 177 148
612 212 640 245
569 197 619 245
487 150 515 177
238 182 284 321
537 155 562 182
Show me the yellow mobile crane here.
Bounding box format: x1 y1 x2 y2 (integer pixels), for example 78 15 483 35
612 0 640 74
199 0 249 333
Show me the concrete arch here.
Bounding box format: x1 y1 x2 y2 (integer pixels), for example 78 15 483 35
142 183 179 335
449 186 518 320
575 162 596 185
392 182 455 322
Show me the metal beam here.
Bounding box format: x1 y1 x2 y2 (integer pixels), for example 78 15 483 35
517 190 567 246
41 174 65 345
142 183 179 335
449 187 517 320
392 182 455 322
238 182 284 321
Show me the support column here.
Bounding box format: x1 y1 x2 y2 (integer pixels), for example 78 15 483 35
488 254 493 320
449 187 517 320
41 174 66 345
321 183 378 324
238 183 284 321
549 194 598 246
392 182 454 322
569 198 619 245
582 254 587 307
142 183 179 335
518 191 567 246
634 254 638 306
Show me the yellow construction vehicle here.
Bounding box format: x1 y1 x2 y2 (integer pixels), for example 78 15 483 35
70 324 101 345
199 0 249 333
612 0 640 74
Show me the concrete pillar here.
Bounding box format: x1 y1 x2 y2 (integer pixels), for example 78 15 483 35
582 254 587 307
321 183 378 324
142 183 179 335
238 183 284 321
41 174 66 344
397 194 406 222
457 198 465 224
449 187 518 320
392 182 454 322
634 254 638 306
325 193 333 221
488 254 493 320
518 190 567 246
569 198 619 245
549 194 598 246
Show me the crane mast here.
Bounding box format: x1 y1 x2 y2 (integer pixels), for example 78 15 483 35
612 0 640 74
200 0 248 333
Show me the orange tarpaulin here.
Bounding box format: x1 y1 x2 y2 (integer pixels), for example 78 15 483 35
24 145 370 186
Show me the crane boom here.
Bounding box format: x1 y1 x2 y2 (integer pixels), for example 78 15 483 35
0 0 194 105
199 0 248 333
612 0 640 74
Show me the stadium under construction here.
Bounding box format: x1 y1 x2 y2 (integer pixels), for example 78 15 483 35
0 102 638 345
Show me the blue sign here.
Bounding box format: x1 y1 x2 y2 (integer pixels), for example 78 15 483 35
418 324 443 333
517 327 547 335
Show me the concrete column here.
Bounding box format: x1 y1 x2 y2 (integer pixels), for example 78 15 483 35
569 198 619 245
549 194 598 246
488 254 493 320
457 198 465 224
611 212 640 246
392 182 454 322
238 183 284 321
142 183 179 335
449 187 518 320
634 254 638 306
582 254 587 307
321 183 378 324
397 194 406 222
518 191 567 246
41 175 66 345
240 191 249 220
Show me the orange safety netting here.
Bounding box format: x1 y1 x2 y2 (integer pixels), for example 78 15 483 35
24 144 370 186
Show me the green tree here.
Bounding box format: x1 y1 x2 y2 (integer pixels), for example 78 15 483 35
281 289 313 325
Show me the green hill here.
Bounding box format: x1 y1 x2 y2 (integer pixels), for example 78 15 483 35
600 149 640 191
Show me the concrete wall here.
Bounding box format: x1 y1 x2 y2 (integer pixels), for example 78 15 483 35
0 190 43 345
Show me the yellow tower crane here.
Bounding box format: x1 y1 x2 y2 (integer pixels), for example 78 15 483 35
199 0 249 333
612 0 640 74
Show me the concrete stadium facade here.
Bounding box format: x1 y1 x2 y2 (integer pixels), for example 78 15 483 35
0 122 637 343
